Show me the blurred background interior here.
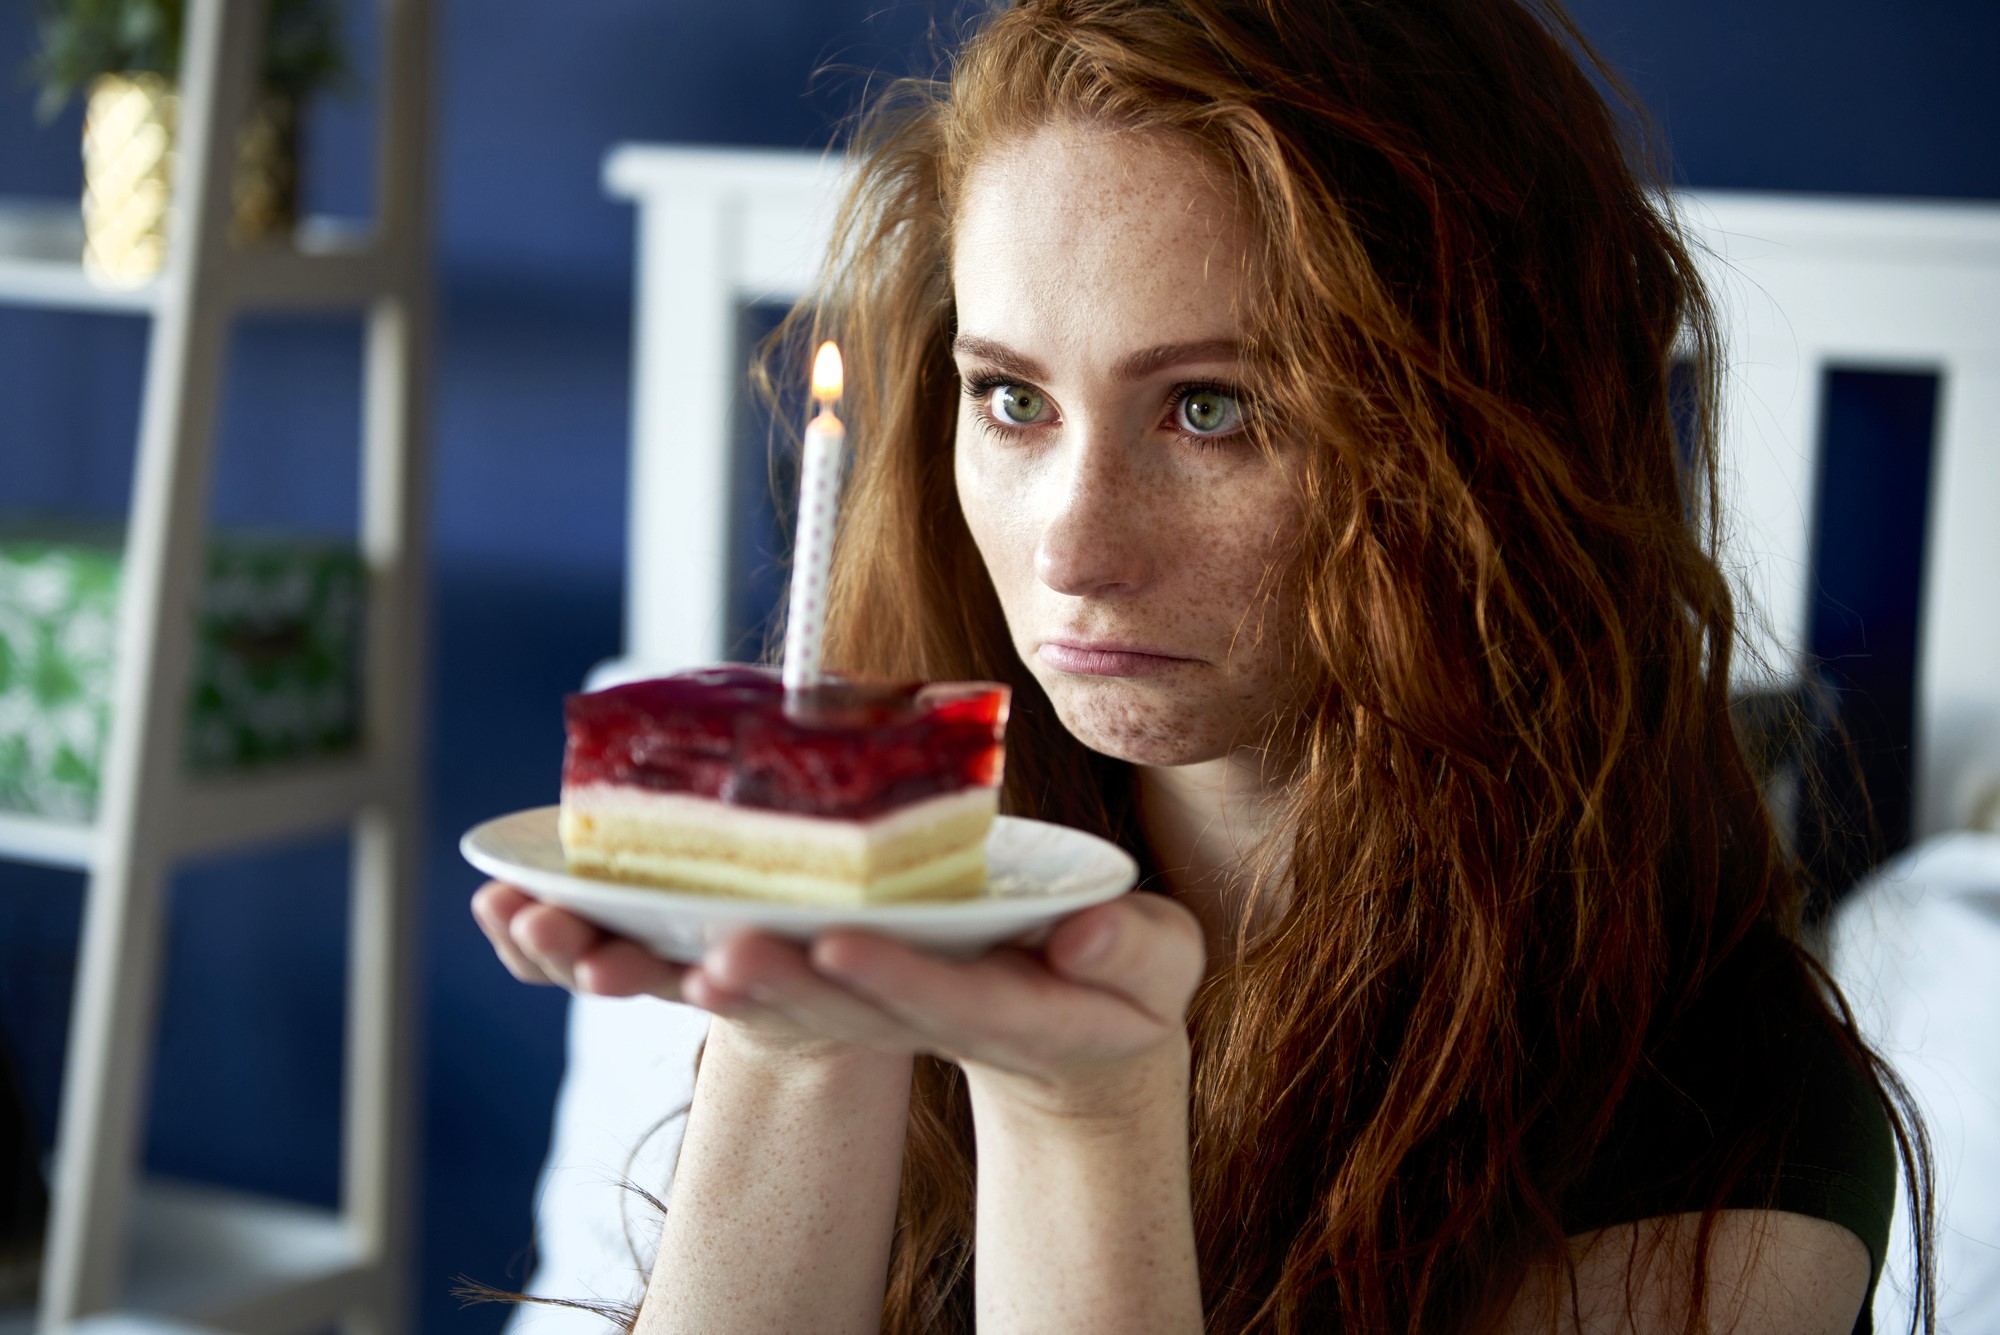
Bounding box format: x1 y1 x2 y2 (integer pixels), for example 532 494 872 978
0 0 1995 1331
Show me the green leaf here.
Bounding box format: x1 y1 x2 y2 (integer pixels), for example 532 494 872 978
27 0 345 116
31 628 83 708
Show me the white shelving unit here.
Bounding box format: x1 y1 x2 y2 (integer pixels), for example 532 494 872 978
0 1 431 1331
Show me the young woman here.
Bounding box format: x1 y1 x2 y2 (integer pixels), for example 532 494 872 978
473 1 1932 1329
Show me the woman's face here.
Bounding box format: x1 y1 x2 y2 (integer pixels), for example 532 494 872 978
952 124 1301 768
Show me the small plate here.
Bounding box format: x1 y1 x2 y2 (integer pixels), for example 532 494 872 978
460 806 1139 962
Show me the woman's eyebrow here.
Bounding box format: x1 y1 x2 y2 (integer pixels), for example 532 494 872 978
951 335 1048 381
1113 338 1244 381
950 334 1245 382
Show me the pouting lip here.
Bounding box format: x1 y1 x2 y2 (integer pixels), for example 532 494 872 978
1041 636 1197 661
1037 639 1201 677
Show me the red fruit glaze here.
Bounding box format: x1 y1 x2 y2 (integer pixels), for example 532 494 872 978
562 666 1010 819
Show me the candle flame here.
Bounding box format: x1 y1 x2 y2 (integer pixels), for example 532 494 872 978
811 341 844 404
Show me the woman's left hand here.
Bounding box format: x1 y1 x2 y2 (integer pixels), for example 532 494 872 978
686 891 1206 1118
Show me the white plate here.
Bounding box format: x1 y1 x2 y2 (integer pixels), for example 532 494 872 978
460 806 1139 962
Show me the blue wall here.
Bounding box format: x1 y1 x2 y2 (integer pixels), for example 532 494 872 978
1 2 1994 1331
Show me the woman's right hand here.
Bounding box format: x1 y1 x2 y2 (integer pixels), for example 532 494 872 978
470 880 892 1063
471 879 690 998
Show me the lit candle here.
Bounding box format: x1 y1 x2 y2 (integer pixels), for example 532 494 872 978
782 341 846 692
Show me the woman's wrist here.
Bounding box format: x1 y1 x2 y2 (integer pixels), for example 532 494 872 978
962 1035 1202 1334
651 1005 914 1334
705 1013 915 1085
962 1033 1192 1132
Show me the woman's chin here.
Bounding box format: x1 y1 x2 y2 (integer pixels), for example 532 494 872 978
1043 680 1232 768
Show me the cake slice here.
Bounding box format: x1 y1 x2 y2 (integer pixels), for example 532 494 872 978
559 667 1010 905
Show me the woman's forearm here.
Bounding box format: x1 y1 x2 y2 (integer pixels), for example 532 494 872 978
965 1041 1203 1335
636 1022 913 1334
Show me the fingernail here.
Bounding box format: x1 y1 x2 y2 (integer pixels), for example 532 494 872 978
810 943 857 980
1073 920 1117 967
686 968 728 1008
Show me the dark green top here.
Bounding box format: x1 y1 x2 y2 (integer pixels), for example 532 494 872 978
1560 924 1898 1333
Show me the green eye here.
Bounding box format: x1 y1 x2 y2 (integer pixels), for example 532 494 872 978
990 384 1048 425
1176 388 1243 435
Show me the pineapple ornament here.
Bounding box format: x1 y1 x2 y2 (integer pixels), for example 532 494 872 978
31 0 346 284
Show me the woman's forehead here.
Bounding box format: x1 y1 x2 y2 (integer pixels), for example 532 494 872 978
951 122 1245 257
950 125 1255 367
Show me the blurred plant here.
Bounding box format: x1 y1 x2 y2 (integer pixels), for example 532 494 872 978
30 0 349 121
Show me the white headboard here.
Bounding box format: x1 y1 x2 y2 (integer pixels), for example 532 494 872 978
602 144 847 672
1682 192 2000 835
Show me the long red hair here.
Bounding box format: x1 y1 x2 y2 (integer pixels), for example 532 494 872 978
743 1 1936 1329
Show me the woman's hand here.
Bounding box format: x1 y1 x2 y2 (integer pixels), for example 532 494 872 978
470 880 1206 1104
472 879 852 1060
472 879 688 996
726 890 1205 1116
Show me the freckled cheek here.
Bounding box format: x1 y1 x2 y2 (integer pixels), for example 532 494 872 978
953 425 1040 614
1159 491 1293 604
1157 491 1305 680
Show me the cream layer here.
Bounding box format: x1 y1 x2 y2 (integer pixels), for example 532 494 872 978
562 841 985 906
558 784 996 905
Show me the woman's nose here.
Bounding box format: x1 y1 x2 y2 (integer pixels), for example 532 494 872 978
1034 434 1154 597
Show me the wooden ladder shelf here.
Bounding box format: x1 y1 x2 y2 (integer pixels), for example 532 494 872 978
0 1 432 1330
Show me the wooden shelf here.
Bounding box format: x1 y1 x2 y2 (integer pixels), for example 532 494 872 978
171 753 386 858
0 753 385 872
0 197 388 316
29 1317 229 1334
0 198 155 314
0 808 98 871
0 1177 375 1335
